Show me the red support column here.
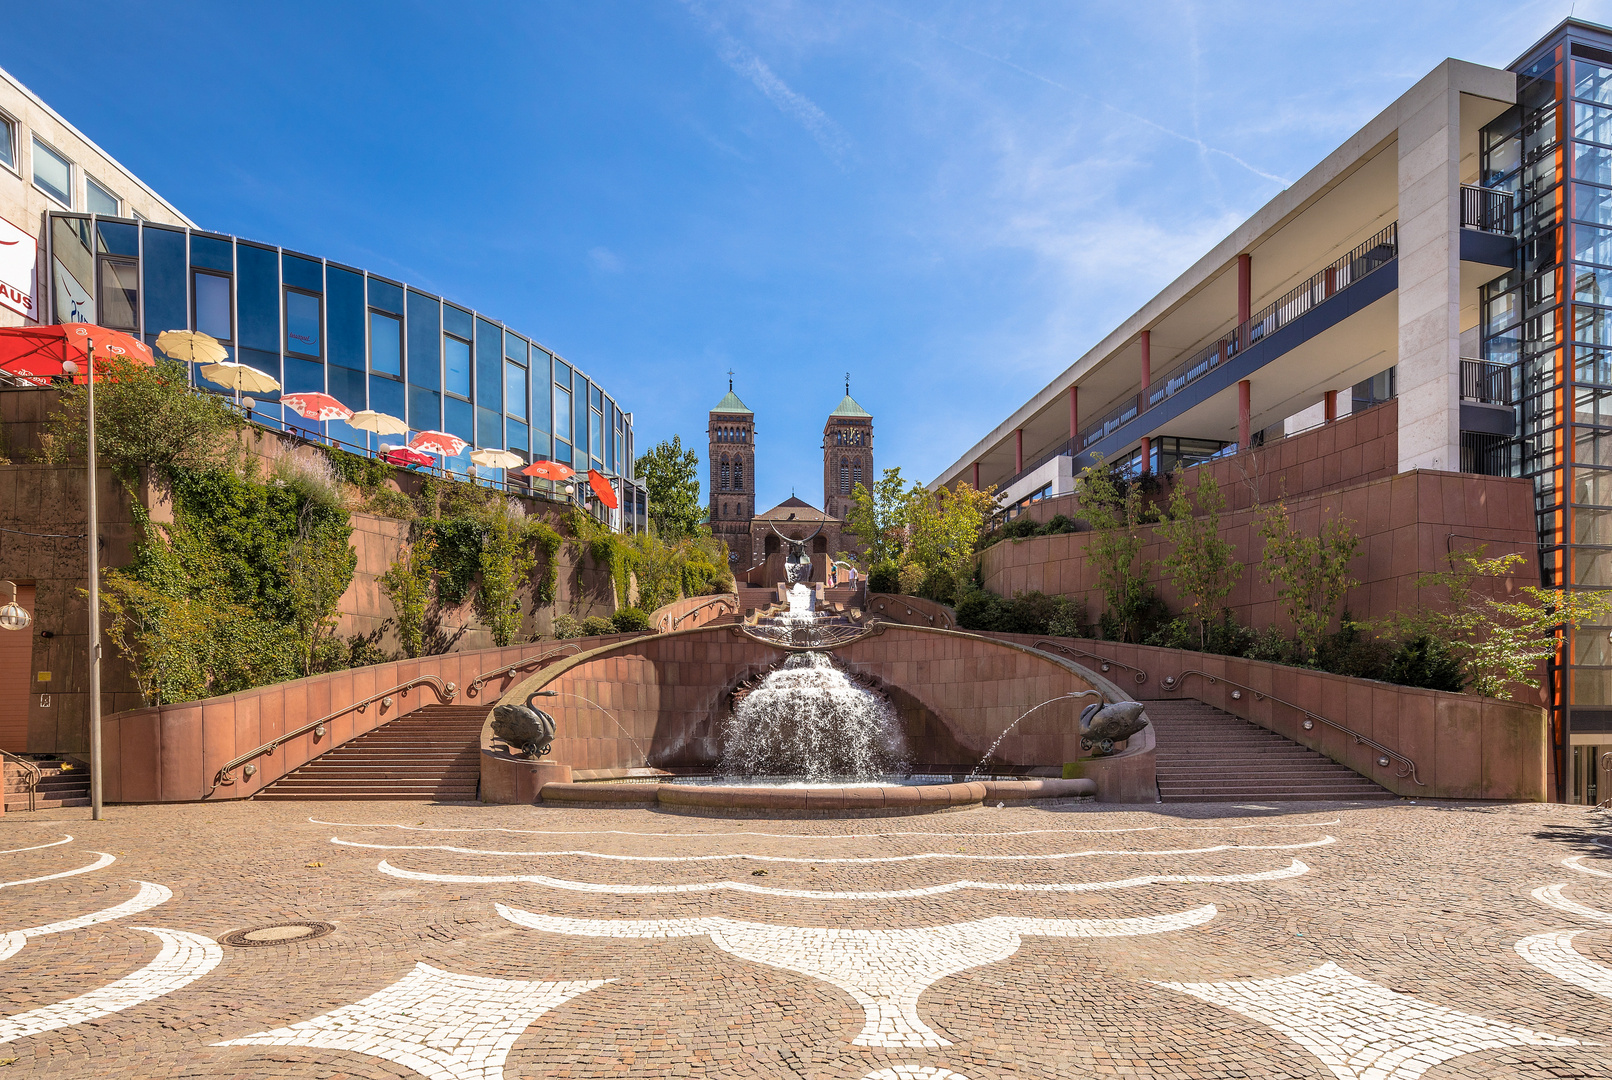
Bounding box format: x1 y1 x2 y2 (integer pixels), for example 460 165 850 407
1140 436 1152 475
1068 385 1078 440
973 461 980 489
1324 390 1338 423
1238 380 1252 447
1015 429 1024 473
1139 330 1151 410
1237 253 1252 326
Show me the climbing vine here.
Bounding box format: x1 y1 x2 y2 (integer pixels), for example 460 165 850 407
378 530 435 659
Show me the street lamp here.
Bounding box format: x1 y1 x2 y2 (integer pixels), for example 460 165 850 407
0 581 31 631
60 352 104 821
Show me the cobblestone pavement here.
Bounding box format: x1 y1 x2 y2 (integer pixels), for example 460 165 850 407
1 798 1611 1078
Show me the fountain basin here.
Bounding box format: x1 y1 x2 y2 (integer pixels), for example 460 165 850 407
537 776 1095 815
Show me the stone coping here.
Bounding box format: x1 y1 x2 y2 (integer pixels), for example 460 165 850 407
537 776 1095 814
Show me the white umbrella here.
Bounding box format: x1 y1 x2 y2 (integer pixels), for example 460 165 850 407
199 360 280 404
348 410 410 435
470 448 523 470
154 329 228 366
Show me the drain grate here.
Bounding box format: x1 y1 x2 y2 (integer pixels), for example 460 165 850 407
222 920 335 948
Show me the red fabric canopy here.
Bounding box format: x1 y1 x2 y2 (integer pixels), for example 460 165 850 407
0 324 153 384
407 429 468 457
382 447 436 468
522 459 575 482
587 469 619 509
281 392 353 422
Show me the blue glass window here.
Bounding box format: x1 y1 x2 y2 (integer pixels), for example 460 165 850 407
589 408 601 466
507 419 529 452
552 439 572 465
554 385 572 443
328 364 366 416
477 406 502 448
443 304 472 339
475 318 502 412
282 253 322 292
367 277 403 314
95 221 137 256
445 396 475 444
530 350 551 434
369 311 401 376
505 362 527 420
236 243 279 352
409 385 441 431
369 374 406 424
285 289 321 358
189 234 231 271
284 357 324 394
327 267 365 370
238 347 281 401
140 226 186 341
192 271 231 342
575 383 590 462
406 290 440 392
555 359 572 384
444 334 471 398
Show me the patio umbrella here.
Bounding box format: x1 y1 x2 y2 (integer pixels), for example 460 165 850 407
281 393 353 422
198 360 280 404
153 329 228 367
521 459 575 482
382 446 437 468
0 324 153 384
407 430 468 457
470 448 524 470
347 409 409 435
587 469 620 510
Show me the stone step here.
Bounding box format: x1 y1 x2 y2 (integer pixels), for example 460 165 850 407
255 704 484 802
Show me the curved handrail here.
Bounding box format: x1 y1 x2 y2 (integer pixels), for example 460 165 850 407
210 675 459 796
665 594 740 632
732 620 887 652
1160 668 1425 786
868 596 954 630
465 645 582 697
0 748 40 812
1599 751 1612 811
1033 640 1147 685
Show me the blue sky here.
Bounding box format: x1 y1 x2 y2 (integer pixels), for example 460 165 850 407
1 0 1586 510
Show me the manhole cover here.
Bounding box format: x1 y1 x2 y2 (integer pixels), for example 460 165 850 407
222 920 335 948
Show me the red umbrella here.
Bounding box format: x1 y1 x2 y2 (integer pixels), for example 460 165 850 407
382 446 437 468
587 469 620 509
0 324 153 384
408 430 468 457
281 392 353 422
522 459 575 482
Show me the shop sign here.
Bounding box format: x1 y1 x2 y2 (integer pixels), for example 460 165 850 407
0 215 38 319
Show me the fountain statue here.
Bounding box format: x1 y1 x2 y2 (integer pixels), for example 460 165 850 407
771 521 821 584
492 693 558 758
1078 700 1148 755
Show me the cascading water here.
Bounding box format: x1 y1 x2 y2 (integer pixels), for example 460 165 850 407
719 652 909 782
779 583 815 624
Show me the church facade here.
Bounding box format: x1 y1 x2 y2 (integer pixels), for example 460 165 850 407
707 381 873 569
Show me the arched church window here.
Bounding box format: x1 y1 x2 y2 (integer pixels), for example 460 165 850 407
840 457 850 495
721 459 730 490
852 459 862 486
734 462 744 489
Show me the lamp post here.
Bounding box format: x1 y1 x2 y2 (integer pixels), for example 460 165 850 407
62 348 102 821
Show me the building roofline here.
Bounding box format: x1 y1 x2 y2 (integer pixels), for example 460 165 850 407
0 62 198 229
1508 17 1612 70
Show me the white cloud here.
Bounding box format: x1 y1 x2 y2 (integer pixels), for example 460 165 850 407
588 246 624 273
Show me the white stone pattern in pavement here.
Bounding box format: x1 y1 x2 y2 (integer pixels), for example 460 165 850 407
0 928 222 1045
863 1068 972 1080
1565 854 1612 879
1515 931 1612 1000
0 881 172 962
499 902 1216 1049
216 962 609 1080
1156 961 1581 1080
378 857 1307 900
0 835 72 855
0 851 115 890
311 815 1342 838
1532 883 1612 924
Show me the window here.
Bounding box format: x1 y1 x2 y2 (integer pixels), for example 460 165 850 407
554 385 572 443
445 334 471 397
734 461 744 490
840 458 850 494
98 257 138 330
86 176 119 216
370 311 402 376
285 289 322 359
852 458 862 486
193 270 232 342
505 362 527 420
720 458 730 490
0 112 16 171
32 138 72 206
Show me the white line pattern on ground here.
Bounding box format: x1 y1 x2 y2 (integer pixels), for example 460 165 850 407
0 852 115 890
1515 930 1612 1000
0 836 72 855
1565 854 1612 879
336 836 1334 865
499 902 1216 1048
215 962 608 1080
377 858 1308 899
0 881 173 962
0 928 221 1045
1156 961 1581 1080
310 816 1342 839
1531 883 1612 925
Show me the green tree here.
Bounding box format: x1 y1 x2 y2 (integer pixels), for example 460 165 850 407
903 481 999 603
1257 500 1360 662
845 467 923 567
1159 469 1241 648
283 501 359 675
635 436 703 540
379 532 435 659
1074 460 1151 642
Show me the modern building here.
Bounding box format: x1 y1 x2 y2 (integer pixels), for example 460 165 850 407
1 62 646 531
931 19 1612 803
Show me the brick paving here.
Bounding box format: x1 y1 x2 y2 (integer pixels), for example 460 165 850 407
0 798 1610 1078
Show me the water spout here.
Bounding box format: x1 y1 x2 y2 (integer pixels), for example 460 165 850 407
970 691 1102 778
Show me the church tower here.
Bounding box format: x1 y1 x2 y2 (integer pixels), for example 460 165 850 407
708 376 755 563
822 376 873 520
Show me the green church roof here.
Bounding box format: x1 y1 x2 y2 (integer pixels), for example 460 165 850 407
829 393 871 418
711 389 752 414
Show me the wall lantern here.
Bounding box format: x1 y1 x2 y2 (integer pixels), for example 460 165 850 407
0 581 31 631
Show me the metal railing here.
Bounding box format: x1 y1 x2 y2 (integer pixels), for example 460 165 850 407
1460 358 1512 404
1159 668 1424 786
1 748 40 812
1461 185 1514 233
210 674 459 796
869 596 955 629
465 645 582 698
1033 640 1147 684
665 595 740 631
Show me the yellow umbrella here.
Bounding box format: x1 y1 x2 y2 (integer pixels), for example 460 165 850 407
470 448 523 470
154 329 229 366
348 410 410 436
198 360 280 406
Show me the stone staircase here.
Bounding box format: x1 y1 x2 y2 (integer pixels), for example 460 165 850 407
254 705 486 802
1145 698 1397 802
4 758 91 811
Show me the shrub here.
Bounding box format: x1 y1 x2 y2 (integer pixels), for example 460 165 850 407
582 615 614 636
1046 600 1091 639
1144 617 1195 650
1386 634 1465 693
953 588 1004 632
1001 515 1040 539
1245 626 1294 664
272 452 345 512
611 607 651 632
552 612 584 639
897 562 925 595
868 560 901 594
1314 617 1393 680
1043 514 1079 534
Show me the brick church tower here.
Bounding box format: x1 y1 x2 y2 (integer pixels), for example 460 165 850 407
822 376 873 520
708 377 755 563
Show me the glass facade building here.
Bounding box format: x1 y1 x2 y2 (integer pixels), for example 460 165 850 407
44 211 644 530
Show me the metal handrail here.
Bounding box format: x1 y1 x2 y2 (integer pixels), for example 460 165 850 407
667 595 740 631
1598 751 1612 811
1033 640 1147 685
465 645 582 698
210 675 459 796
0 748 40 812
1461 185 1514 233
869 596 954 630
1159 668 1424 786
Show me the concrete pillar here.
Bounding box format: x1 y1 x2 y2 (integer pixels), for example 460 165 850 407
1237 253 1252 326
1139 330 1151 410
1324 389 1338 422
1140 435 1152 475
1396 67 1463 473
1238 380 1252 447
1068 385 1078 439
1015 428 1023 472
